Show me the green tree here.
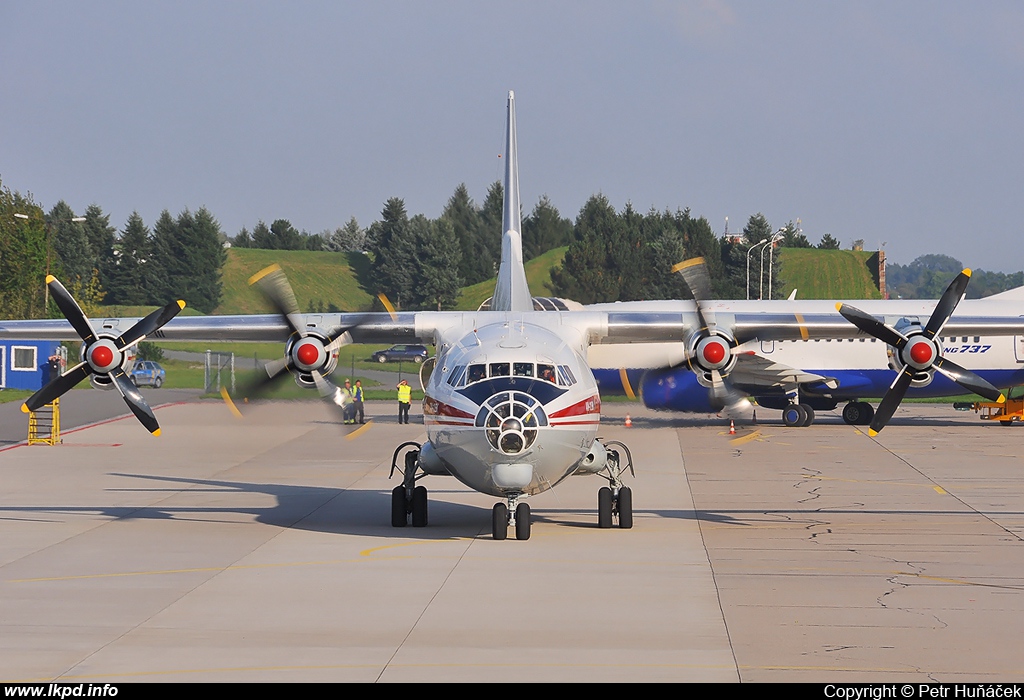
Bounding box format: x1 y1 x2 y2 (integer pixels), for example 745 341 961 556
410 215 463 310
779 220 811 248
0 180 47 318
232 226 253 248
105 211 151 305
251 220 274 249
82 204 117 291
368 198 416 309
180 207 227 313
441 183 490 285
551 194 627 304
325 216 365 252
270 219 303 250
522 195 572 260
48 201 93 283
817 233 841 249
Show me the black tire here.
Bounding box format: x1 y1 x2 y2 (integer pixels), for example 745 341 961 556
492 502 508 540
154 377 163 389
391 486 407 527
799 404 815 427
515 502 531 540
1000 419 1014 426
842 402 862 425
598 486 613 528
411 485 428 527
377 355 387 364
858 402 874 425
617 486 633 529
782 404 806 427
414 356 423 364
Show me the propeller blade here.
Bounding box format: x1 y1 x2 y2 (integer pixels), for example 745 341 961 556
110 369 161 435
249 264 304 337
47 276 96 343
836 303 907 347
23 362 91 411
934 357 1004 402
924 269 971 339
708 369 752 416
234 356 292 400
868 367 916 436
673 257 717 332
117 299 186 350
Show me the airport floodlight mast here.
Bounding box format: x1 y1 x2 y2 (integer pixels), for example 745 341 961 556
746 238 768 300
759 229 784 300
767 228 785 300
13 211 87 310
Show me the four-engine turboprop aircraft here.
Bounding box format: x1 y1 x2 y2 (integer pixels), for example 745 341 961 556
3 92 1024 539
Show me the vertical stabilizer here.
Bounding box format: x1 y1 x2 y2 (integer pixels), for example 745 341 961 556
491 91 534 312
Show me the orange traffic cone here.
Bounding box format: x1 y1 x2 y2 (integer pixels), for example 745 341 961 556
625 414 632 428
729 419 736 435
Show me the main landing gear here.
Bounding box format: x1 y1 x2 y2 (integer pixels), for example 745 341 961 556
492 498 532 541
782 403 816 427
390 442 428 527
597 440 635 529
841 401 874 426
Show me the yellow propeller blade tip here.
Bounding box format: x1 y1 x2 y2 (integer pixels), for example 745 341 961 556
962 268 972 277
21 404 29 414
377 293 397 320
45 275 57 284
670 257 705 273
835 302 843 311
248 263 282 286
176 300 186 309
220 387 243 419
152 429 161 437
997 394 1006 404
868 429 879 437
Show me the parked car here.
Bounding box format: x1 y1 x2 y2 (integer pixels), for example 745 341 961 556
131 360 166 388
371 344 429 364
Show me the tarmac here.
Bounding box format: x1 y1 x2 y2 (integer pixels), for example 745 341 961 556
1 395 1022 682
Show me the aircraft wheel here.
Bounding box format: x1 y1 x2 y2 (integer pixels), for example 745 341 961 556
842 402 862 425
598 486 613 528
411 486 428 527
858 402 874 425
391 486 408 527
617 487 633 529
799 404 815 427
515 502 531 540
782 404 806 427
492 502 508 540
1000 419 1015 426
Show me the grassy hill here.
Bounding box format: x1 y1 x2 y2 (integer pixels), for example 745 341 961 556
778 249 882 300
455 246 568 310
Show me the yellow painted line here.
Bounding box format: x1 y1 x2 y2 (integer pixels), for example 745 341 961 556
729 430 762 445
618 368 636 400
898 571 1024 591
934 486 947 494
247 263 281 285
345 421 373 440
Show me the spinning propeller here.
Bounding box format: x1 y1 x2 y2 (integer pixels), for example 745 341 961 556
672 258 751 415
224 265 380 433
22 275 185 435
837 268 1004 436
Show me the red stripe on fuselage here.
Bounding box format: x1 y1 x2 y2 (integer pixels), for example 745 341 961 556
423 397 475 420
548 394 601 419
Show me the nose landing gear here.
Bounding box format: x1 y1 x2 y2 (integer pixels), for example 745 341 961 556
390 442 428 528
492 497 531 540
596 441 635 529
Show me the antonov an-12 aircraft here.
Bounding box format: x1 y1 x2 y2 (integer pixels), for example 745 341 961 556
2 92 1022 540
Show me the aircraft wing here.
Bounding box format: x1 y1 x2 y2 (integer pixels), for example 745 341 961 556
727 351 838 390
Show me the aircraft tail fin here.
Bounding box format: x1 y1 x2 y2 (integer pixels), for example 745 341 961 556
984 285 1024 301
491 91 534 312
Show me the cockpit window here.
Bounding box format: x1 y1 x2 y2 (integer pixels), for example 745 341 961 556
538 364 556 383
556 365 577 387
489 362 510 377
513 362 534 377
448 365 466 387
467 364 486 383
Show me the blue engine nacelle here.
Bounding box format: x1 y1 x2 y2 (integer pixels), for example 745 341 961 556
639 368 716 413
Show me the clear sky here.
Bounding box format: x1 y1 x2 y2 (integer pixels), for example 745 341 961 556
2 1 1023 272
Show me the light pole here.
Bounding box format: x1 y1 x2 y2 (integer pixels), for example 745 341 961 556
14 212 86 311
766 229 784 300
746 238 768 300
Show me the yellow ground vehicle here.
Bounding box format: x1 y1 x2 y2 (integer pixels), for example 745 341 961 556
966 386 1024 425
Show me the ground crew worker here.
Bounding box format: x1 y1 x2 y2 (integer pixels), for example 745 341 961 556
341 379 356 424
353 379 365 424
397 379 412 424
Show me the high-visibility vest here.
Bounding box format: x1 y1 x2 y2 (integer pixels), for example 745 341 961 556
354 386 363 402
397 384 412 403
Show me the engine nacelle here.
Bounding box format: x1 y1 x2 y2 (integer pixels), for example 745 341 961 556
573 439 608 475
285 329 339 389
640 368 717 413
82 335 133 390
886 320 940 388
